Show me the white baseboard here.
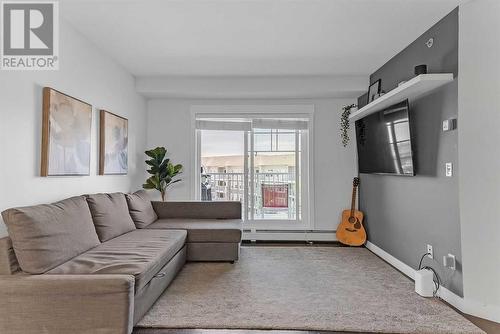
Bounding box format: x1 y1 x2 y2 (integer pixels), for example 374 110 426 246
243 230 337 242
365 240 416 280
365 241 500 324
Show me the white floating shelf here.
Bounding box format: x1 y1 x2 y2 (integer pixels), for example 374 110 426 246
349 73 454 122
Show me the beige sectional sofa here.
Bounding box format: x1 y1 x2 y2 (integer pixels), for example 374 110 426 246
0 191 242 334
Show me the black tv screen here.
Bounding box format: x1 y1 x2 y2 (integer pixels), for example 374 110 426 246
355 100 415 175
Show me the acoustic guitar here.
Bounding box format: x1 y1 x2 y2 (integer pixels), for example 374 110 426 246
336 177 366 246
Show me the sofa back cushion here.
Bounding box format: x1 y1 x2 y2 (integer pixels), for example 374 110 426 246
86 193 136 241
1 196 100 274
125 190 158 228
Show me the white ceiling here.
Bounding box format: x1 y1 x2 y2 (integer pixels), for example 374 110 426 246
61 0 462 77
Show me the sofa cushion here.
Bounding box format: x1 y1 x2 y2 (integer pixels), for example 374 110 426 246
125 190 158 228
86 193 136 242
46 229 187 292
152 201 241 219
146 218 242 243
1 196 100 274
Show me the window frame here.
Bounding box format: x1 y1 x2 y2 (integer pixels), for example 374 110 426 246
190 105 314 231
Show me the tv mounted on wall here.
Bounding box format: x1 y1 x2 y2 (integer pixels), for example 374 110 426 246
355 99 415 176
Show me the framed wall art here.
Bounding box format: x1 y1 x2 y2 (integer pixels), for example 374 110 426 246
367 79 381 103
41 87 92 176
99 110 128 175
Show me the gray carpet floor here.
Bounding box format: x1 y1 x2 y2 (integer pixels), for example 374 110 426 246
137 247 483 334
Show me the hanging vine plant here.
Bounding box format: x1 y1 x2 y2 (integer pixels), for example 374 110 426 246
340 104 357 147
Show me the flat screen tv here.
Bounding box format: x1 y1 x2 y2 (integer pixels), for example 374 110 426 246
355 99 415 176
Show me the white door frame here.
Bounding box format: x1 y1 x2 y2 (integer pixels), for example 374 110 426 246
190 104 315 230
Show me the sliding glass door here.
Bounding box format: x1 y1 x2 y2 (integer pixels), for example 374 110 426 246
196 116 309 228
250 128 300 221
200 129 247 203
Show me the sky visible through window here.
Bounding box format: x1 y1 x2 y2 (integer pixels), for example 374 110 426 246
201 130 244 157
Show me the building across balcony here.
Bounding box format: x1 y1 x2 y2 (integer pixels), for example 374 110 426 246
201 154 297 220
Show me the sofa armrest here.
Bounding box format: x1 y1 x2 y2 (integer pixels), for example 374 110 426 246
152 201 242 219
0 274 135 334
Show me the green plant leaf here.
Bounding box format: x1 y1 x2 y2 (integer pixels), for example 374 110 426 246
144 147 183 196
174 164 183 173
166 179 182 187
143 177 158 191
159 158 170 170
142 183 155 190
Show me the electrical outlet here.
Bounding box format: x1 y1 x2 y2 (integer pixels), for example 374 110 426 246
443 253 456 270
427 244 433 259
442 118 457 132
445 163 453 177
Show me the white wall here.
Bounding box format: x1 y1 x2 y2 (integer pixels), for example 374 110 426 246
458 0 500 322
0 20 147 237
147 98 357 231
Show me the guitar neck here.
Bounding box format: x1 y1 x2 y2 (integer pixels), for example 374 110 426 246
350 186 357 216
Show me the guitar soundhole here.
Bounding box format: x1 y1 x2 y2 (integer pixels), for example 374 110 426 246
346 216 361 232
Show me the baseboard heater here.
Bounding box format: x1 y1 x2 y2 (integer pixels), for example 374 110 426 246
242 229 337 242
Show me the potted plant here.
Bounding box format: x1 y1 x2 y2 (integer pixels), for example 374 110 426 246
340 104 357 147
142 147 183 201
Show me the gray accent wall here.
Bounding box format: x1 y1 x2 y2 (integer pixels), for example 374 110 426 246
357 8 463 295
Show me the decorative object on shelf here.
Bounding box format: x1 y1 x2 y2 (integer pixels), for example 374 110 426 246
367 79 381 103
143 147 183 201
41 87 92 177
99 110 128 175
374 90 386 100
340 104 357 147
359 92 369 108
414 64 427 76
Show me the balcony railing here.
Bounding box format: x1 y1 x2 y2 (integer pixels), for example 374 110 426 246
201 172 297 220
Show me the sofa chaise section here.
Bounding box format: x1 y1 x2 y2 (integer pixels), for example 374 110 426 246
148 201 243 262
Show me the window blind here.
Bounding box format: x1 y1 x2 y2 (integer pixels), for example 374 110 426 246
195 120 252 131
251 119 309 130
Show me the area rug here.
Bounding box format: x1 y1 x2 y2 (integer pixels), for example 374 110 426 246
137 247 483 334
